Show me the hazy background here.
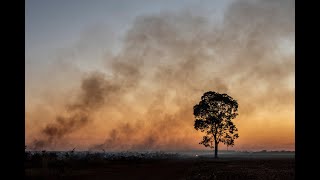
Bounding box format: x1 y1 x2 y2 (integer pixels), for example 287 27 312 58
26 0 294 151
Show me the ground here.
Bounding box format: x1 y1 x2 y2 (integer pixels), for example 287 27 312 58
25 152 295 180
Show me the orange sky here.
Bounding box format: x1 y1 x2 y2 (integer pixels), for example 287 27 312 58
25 0 294 151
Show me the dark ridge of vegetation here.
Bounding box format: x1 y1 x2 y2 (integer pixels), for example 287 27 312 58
25 150 182 165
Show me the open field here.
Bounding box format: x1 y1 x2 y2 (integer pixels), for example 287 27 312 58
25 151 294 180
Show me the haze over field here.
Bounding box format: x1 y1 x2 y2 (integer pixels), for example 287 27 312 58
26 0 294 151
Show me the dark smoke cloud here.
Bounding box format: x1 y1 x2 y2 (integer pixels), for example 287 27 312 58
30 0 294 150
32 72 117 149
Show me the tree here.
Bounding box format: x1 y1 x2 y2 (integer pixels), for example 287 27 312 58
193 91 239 158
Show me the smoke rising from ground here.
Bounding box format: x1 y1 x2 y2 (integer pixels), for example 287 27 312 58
32 73 111 149
28 0 294 151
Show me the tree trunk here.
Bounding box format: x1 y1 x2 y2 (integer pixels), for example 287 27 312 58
214 141 218 158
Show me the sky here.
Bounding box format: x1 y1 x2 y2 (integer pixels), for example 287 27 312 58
25 0 294 151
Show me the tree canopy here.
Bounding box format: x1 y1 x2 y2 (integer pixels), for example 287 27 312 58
194 91 239 158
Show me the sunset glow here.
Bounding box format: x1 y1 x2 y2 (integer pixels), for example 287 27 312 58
26 0 294 151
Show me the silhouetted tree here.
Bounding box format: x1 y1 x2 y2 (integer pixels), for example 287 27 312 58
193 91 239 158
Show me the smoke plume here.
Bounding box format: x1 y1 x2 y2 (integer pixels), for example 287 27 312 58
28 0 294 151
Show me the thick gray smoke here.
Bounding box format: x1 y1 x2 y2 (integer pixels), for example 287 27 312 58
30 0 294 151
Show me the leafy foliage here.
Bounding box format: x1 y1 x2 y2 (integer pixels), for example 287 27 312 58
194 91 239 154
